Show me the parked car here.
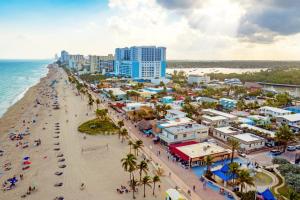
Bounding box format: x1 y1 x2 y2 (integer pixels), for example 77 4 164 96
266 143 274 148
270 150 282 156
287 146 297 151
296 145 300 150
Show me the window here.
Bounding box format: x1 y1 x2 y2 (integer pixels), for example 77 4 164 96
183 134 187 138
174 135 178 139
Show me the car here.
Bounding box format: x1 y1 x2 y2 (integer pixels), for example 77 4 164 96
266 143 274 148
270 150 282 156
239 153 247 158
296 145 300 150
287 146 297 151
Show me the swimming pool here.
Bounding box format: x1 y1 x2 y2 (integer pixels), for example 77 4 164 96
192 158 247 177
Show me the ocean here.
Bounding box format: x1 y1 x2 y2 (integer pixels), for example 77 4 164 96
0 60 51 117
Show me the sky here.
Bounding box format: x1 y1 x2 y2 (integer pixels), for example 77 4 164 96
0 0 300 60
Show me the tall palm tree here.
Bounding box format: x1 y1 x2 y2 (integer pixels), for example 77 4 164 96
140 175 152 198
118 120 124 128
228 138 240 163
228 162 240 185
128 140 134 154
204 155 213 175
137 160 149 181
133 140 144 156
275 125 294 152
95 98 100 109
152 175 161 196
121 153 137 181
237 169 254 193
120 128 128 143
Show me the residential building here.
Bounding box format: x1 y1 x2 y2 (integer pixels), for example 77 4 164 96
219 98 237 110
224 78 242 85
277 113 300 132
247 115 270 125
285 106 300 114
169 142 231 166
60 50 69 64
159 123 209 145
212 126 243 142
161 96 173 104
114 46 166 80
201 109 237 128
244 82 262 92
195 97 218 104
231 133 265 151
202 109 238 122
102 88 127 100
259 106 292 118
89 54 114 74
123 102 153 112
239 124 275 138
187 74 210 85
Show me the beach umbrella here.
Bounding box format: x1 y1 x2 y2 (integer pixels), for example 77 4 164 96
23 161 31 165
23 156 30 160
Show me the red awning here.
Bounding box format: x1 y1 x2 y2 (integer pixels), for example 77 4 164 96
169 141 199 161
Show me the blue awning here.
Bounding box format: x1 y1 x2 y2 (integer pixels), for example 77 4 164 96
258 189 276 200
212 164 238 181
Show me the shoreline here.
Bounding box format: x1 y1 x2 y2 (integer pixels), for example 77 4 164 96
0 65 52 135
0 64 49 118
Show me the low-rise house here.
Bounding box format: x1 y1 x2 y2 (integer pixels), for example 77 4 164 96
247 115 270 125
239 124 275 138
159 123 209 145
285 106 300 114
219 98 237 110
188 74 210 85
123 102 153 112
259 106 292 118
201 115 229 128
169 142 232 166
212 126 243 142
231 133 265 152
202 109 238 122
224 78 242 86
161 96 174 104
102 88 127 100
195 97 218 104
277 113 300 132
244 82 262 92
165 109 186 120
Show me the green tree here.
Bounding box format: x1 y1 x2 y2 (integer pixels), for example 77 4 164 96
229 162 240 185
121 153 137 181
133 140 144 156
120 128 128 143
95 98 100 109
275 125 294 152
228 138 240 163
95 109 108 120
204 155 213 174
152 175 161 196
137 160 149 181
237 169 254 193
128 140 134 154
140 175 152 198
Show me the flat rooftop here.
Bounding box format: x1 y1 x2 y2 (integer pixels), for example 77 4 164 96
165 123 207 134
202 115 227 121
176 142 230 159
214 126 241 134
259 106 292 114
103 88 126 95
240 124 275 137
232 133 265 143
159 117 195 128
279 113 300 122
202 109 237 119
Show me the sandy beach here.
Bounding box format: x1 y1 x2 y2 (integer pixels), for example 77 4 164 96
0 66 175 200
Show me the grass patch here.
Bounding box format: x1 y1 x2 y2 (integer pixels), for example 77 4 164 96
78 118 119 135
254 172 273 186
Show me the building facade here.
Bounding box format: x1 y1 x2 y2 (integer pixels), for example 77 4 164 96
114 46 166 79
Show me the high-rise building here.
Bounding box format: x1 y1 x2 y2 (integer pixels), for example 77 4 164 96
60 50 69 64
89 54 114 73
114 46 166 79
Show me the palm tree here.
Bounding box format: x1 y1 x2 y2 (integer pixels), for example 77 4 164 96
228 138 240 163
95 98 100 109
130 175 138 199
137 160 149 181
128 140 134 154
237 169 254 193
95 109 108 120
120 128 128 143
288 189 300 200
140 175 152 198
117 120 125 139
133 140 144 156
204 155 213 175
121 153 137 181
152 175 161 196
275 125 294 152
228 162 240 185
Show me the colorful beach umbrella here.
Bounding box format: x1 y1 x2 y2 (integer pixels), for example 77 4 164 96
23 161 31 165
23 156 30 160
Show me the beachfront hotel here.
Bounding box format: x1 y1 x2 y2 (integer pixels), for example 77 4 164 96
114 46 166 80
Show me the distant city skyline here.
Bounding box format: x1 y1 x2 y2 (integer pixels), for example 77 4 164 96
1 0 300 60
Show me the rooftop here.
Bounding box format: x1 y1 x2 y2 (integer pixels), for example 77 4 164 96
165 123 207 134
202 109 237 119
159 117 195 128
214 126 241 134
176 142 230 159
202 115 227 121
278 113 300 122
232 133 265 142
240 124 275 137
259 106 292 114
103 88 126 95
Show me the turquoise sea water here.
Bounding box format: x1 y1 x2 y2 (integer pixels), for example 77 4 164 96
0 60 51 117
